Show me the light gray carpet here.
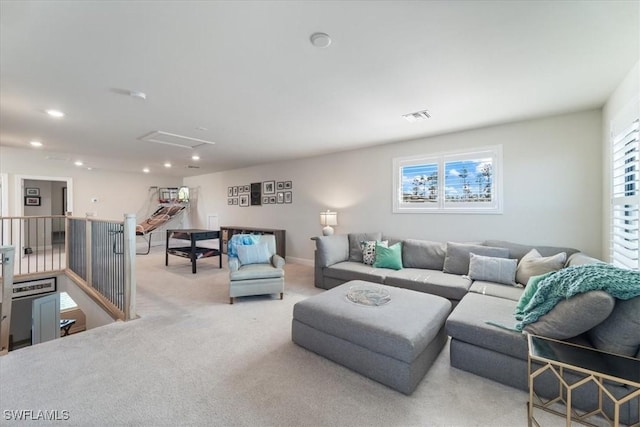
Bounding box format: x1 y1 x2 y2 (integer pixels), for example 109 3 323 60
0 248 564 426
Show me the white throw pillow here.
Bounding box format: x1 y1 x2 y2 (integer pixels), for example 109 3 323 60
237 243 271 265
516 249 566 286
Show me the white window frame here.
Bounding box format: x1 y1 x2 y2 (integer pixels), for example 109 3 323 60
393 145 503 214
610 97 640 270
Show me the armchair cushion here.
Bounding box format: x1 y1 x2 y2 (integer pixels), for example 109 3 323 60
230 264 284 281
237 243 271 265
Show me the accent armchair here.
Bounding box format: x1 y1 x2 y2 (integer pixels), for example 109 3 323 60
228 234 285 304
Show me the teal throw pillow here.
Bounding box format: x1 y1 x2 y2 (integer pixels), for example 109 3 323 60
515 271 556 315
373 242 403 270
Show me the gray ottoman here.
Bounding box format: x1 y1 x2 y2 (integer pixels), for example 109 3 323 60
292 280 451 394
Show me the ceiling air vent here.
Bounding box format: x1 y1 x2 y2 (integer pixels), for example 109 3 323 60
402 109 431 123
186 165 200 169
138 131 215 149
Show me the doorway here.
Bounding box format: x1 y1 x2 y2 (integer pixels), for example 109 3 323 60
13 175 73 252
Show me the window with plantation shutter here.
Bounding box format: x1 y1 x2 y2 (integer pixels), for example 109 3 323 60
611 101 640 270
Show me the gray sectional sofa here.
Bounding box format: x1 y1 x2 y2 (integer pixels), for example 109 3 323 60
312 233 639 424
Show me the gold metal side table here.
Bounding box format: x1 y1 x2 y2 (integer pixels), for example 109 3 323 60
527 334 640 427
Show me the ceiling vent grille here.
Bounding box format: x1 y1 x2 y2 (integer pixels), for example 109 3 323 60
138 131 215 149
402 110 431 123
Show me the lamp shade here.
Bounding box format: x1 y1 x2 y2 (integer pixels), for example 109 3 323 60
320 211 338 226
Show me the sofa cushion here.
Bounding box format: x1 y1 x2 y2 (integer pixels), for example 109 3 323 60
523 291 615 340
443 242 509 276
324 261 387 284
469 281 524 301
384 268 472 301
468 253 517 286
360 240 388 265
483 240 579 263
446 292 527 360
402 239 446 270
588 296 640 357
348 232 382 262
315 234 349 268
515 249 566 286
373 242 403 270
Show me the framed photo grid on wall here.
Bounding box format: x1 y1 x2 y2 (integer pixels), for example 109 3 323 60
229 180 294 206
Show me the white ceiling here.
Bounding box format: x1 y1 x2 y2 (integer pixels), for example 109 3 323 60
1 1 638 177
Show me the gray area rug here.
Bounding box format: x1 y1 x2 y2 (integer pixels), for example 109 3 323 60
0 248 563 426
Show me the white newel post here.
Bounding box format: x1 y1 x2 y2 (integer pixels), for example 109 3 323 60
0 246 15 355
123 214 136 320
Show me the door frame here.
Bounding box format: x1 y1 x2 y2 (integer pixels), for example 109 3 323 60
13 175 73 216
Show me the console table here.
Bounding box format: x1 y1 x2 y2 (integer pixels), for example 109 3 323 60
220 226 285 257
165 229 221 274
527 334 640 426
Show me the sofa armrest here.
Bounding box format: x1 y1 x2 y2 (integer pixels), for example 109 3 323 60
228 257 240 272
271 254 285 269
314 234 349 268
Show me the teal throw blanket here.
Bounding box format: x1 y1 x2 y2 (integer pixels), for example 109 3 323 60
514 263 640 331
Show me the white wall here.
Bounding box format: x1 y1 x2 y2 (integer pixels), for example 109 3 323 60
0 146 179 221
185 110 604 261
602 60 640 261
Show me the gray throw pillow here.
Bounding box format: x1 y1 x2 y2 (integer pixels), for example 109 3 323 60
588 296 640 357
524 291 615 339
442 242 509 275
348 232 382 262
402 239 446 270
516 249 566 285
468 253 517 286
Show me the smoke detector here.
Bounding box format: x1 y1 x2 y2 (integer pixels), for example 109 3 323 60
310 32 331 48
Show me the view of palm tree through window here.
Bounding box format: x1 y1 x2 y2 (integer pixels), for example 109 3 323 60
402 159 493 203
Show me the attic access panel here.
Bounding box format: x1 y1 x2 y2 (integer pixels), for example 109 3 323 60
138 131 216 149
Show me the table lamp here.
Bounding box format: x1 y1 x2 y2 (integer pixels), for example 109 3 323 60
320 210 338 236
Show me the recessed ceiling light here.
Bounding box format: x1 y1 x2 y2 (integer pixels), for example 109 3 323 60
74 160 84 166
46 109 65 118
402 109 431 123
30 141 43 147
87 167 93 171
129 91 147 100
310 32 331 48
143 168 150 173
191 155 200 161
164 162 171 168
